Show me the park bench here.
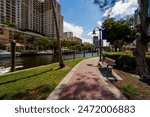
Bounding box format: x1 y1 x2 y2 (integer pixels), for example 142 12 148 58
98 57 116 77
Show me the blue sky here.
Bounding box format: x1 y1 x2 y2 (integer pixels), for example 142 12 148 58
58 0 138 43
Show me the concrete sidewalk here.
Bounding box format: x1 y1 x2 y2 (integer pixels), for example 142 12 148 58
47 57 126 100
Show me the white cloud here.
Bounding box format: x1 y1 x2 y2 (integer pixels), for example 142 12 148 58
103 0 138 18
64 21 84 38
87 31 93 36
97 21 102 28
64 21 92 43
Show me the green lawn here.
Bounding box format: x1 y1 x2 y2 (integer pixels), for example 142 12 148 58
0 58 88 100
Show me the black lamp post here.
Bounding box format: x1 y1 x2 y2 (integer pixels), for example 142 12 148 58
92 27 102 61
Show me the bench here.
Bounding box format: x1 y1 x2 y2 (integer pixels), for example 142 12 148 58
98 57 116 77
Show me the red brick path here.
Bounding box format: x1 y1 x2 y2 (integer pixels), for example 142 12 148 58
59 58 117 100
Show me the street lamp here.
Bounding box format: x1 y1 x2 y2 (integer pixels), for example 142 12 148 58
92 27 102 61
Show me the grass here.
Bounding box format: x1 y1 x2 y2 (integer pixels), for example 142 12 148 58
0 57 89 100
122 84 140 96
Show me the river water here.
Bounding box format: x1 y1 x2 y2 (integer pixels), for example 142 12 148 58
0 52 97 70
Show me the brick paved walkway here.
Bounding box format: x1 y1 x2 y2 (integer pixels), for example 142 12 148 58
58 57 117 100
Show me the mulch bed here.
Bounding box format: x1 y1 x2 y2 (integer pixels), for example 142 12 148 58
111 69 150 100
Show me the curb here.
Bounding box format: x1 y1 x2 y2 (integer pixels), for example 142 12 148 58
112 70 123 80
97 68 127 100
0 62 58 76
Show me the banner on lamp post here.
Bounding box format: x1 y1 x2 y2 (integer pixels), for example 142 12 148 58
102 29 108 40
148 0 150 17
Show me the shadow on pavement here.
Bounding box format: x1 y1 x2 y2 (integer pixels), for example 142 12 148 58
59 73 116 100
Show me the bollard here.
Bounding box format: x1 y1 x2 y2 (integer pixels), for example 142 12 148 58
92 48 93 56
97 49 99 56
11 40 16 72
73 50 75 59
83 50 85 58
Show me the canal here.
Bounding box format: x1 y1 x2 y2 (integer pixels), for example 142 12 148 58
0 52 97 70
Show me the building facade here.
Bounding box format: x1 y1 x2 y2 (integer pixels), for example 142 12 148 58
93 36 103 48
0 24 43 50
0 0 63 39
64 32 73 38
93 36 99 48
64 37 82 44
0 0 21 27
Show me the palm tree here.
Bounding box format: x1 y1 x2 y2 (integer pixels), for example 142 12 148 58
51 0 65 68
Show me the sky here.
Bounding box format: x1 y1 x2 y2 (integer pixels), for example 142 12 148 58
58 0 138 43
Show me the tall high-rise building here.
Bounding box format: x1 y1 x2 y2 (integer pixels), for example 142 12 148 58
41 0 63 39
0 0 63 39
0 0 21 27
21 0 42 33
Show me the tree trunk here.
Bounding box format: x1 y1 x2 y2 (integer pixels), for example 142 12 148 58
134 0 150 80
134 32 150 79
53 47 57 55
114 45 117 52
51 0 65 68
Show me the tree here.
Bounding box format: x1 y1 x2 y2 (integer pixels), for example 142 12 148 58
1 21 16 28
35 37 50 51
49 39 58 55
26 36 53 51
26 36 38 51
93 0 150 80
133 0 150 80
13 32 24 43
102 18 135 51
51 0 65 68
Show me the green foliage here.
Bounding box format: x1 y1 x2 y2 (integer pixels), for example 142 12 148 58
103 52 136 71
61 40 94 51
26 36 51 51
103 52 150 72
1 21 16 28
93 0 108 8
122 84 140 96
102 18 136 51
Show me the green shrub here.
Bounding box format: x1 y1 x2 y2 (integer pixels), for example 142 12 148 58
122 84 140 96
103 52 136 71
103 52 150 72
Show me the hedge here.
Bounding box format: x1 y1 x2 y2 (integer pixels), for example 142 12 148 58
103 52 150 72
